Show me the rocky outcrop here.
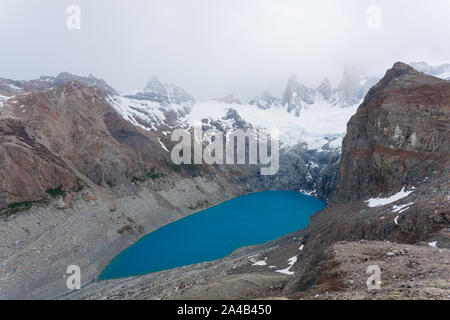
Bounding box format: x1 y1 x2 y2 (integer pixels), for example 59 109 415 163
282 75 316 116
0 118 79 209
335 67 378 106
291 241 449 300
251 144 340 201
316 78 333 100
337 62 450 202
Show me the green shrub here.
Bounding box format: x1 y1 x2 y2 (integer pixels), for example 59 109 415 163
0 198 48 217
146 168 162 180
46 185 65 197
106 181 115 188
131 176 145 183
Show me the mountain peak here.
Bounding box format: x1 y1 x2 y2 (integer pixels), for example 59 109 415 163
392 61 415 71
216 94 241 104
123 77 195 106
145 76 165 90
287 74 299 86
319 77 330 85
359 62 446 111
379 62 422 84
317 77 332 100
337 61 450 201
260 89 272 97
282 74 315 115
249 90 281 110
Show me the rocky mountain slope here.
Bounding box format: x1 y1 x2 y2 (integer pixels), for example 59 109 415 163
254 62 450 298
0 78 181 210
284 62 449 292
63 62 449 300
337 62 450 201
0 73 263 213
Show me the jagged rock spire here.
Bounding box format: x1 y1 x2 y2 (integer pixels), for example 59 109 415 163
282 74 315 116
317 77 332 100
125 76 195 106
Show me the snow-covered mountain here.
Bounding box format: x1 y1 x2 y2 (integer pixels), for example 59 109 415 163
189 66 383 151
409 61 450 80
98 61 448 199
1 61 446 201
106 67 378 152
106 76 195 131
99 68 379 199
249 90 281 110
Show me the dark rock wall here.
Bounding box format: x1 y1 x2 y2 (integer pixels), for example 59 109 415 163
336 62 450 202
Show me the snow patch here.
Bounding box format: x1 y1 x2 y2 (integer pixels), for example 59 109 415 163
365 187 414 208
7 83 23 92
392 202 414 213
394 215 400 226
0 95 10 108
299 189 315 196
158 138 169 152
252 257 268 266
275 256 297 275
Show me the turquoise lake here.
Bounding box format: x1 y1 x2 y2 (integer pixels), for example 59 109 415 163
100 191 326 280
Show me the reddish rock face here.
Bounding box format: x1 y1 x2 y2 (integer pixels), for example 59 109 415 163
0 118 79 207
336 62 450 202
0 81 172 209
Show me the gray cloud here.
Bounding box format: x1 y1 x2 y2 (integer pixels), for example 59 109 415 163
1 0 449 101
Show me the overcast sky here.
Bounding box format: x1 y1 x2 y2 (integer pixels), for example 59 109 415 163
1 0 449 101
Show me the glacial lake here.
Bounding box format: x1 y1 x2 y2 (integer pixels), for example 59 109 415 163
100 191 326 280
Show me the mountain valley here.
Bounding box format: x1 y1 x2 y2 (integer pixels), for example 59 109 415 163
0 61 448 300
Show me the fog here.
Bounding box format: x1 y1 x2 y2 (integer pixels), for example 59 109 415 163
1 0 449 101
